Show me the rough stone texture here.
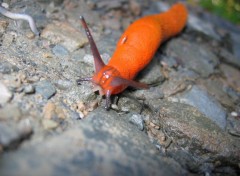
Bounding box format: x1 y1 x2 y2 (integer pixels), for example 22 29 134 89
41 21 88 52
0 81 12 105
0 0 240 175
0 109 187 176
146 100 240 174
178 85 227 129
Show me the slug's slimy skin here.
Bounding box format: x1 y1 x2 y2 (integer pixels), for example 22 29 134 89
77 3 188 109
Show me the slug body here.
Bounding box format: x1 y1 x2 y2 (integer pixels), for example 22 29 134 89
78 3 188 109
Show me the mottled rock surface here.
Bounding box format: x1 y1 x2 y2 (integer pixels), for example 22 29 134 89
0 0 240 176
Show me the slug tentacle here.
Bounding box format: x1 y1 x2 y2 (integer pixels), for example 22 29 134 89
80 16 105 73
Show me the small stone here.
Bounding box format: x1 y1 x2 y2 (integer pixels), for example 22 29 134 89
0 20 8 33
54 80 72 90
43 102 66 120
41 21 88 52
42 119 59 130
0 61 19 74
35 80 56 99
52 45 69 58
129 114 144 131
43 102 56 119
0 82 12 105
24 85 35 94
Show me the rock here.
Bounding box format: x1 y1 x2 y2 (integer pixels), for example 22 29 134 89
42 119 59 130
0 82 12 105
0 81 13 105
230 32 240 59
178 85 227 129
188 14 221 40
137 56 164 84
0 108 187 176
220 63 240 92
147 100 240 174
165 39 219 78
129 114 144 131
102 18 121 30
43 102 66 120
0 120 33 149
0 61 19 74
218 48 240 68
24 85 35 94
198 78 235 109
0 20 8 33
52 44 69 58
0 104 22 121
35 80 56 99
54 79 72 90
41 21 88 52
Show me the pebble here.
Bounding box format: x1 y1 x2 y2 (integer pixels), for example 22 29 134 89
129 114 144 131
0 61 19 74
42 119 59 130
43 102 66 120
41 21 88 52
0 20 8 33
178 85 227 129
24 85 35 94
52 45 69 58
0 81 12 105
54 79 72 90
35 80 56 99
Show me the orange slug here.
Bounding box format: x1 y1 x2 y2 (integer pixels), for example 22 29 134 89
77 3 188 109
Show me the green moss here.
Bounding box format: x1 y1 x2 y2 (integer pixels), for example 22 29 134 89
195 0 240 24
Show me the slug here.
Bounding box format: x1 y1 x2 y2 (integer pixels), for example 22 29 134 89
77 3 188 109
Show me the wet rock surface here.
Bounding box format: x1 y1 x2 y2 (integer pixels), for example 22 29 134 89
0 0 240 175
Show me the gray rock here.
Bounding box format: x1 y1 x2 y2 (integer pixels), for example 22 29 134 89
188 15 221 40
129 114 144 131
0 120 32 149
137 56 164 84
230 32 240 60
52 45 69 58
0 61 19 74
147 100 240 174
24 85 35 94
166 38 219 78
35 80 56 99
0 108 187 176
178 85 227 129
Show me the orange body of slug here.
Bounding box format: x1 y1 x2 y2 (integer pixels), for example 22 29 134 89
78 3 188 109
